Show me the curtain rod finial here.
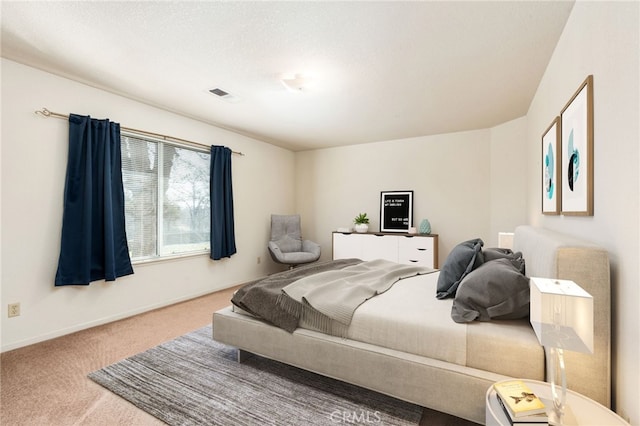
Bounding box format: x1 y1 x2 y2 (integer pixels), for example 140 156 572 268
35 108 52 117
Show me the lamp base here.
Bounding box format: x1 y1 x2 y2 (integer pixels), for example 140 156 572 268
547 346 567 424
548 409 563 426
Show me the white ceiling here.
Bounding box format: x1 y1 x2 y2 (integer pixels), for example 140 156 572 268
1 1 574 151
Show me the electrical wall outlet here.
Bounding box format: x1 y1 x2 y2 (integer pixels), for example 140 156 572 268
8 303 20 318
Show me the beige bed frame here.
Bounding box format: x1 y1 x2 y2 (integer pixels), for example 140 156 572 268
213 226 611 424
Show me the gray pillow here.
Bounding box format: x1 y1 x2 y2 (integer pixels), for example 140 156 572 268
450 257 530 323
483 248 525 268
436 238 484 299
483 247 511 260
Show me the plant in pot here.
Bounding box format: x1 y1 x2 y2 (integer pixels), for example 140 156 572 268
353 213 370 233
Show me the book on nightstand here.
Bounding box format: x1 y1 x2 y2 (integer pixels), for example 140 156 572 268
496 391 549 425
493 380 548 422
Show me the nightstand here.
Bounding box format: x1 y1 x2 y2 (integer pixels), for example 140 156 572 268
486 379 628 426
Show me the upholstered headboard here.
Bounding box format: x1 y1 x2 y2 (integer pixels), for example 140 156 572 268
514 225 611 408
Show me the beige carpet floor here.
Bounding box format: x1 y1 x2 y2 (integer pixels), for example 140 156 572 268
1 285 476 425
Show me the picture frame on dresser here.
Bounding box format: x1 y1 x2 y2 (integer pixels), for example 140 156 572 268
380 190 413 232
542 116 561 215
561 75 594 216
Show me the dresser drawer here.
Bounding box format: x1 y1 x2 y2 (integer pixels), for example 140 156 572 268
332 232 363 259
398 236 435 268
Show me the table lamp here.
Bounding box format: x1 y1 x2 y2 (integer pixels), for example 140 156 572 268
530 277 594 425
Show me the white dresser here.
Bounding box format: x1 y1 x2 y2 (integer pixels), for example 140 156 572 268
332 232 439 268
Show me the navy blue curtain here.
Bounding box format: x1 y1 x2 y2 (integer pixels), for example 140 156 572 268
54 114 133 286
210 145 236 259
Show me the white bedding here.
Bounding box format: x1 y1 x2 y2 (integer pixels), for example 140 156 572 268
300 270 543 378
345 272 467 365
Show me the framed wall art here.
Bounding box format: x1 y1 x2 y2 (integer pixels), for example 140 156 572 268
561 75 594 216
542 117 561 215
380 190 413 232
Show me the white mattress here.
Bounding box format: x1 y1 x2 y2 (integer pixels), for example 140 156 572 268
300 271 544 378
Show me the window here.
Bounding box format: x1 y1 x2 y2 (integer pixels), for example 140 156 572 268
121 133 210 261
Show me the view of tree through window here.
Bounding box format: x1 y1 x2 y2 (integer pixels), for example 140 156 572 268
121 134 210 261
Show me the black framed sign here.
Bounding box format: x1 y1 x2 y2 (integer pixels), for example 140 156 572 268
380 191 413 232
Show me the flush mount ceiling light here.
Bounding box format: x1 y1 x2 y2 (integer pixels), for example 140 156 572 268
281 74 310 92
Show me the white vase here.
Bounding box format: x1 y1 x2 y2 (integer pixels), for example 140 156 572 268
354 223 369 233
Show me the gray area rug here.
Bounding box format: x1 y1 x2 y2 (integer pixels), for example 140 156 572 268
88 325 422 425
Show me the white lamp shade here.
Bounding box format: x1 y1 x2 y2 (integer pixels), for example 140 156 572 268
281 74 309 92
530 277 594 354
498 232 514 249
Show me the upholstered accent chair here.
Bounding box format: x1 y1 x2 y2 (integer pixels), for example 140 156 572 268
268 214 321 268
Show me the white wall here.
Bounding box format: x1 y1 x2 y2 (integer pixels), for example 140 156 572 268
490 117 528 241
525 1 639 423
295 122 527 266
0 59 294 351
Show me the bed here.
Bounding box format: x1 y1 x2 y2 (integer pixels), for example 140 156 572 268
212 225 611 424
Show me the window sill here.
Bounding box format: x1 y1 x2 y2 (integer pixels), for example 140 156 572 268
131 250 210 266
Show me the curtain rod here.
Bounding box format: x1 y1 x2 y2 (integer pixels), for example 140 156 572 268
34 108 244 156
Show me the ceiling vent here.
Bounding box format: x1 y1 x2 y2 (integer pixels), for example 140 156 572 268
208 87 242 103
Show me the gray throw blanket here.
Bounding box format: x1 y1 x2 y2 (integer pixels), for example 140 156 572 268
231 259 363 332
278 259 434 336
